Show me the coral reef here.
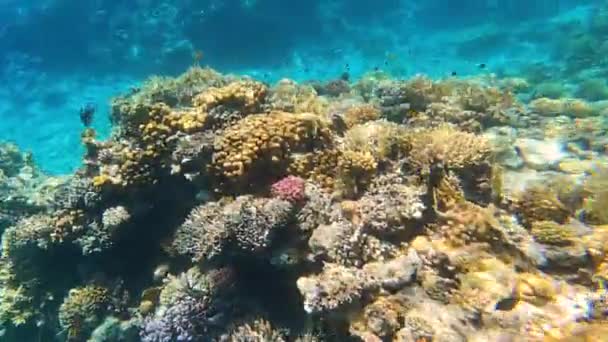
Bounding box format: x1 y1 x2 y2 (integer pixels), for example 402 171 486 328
2 66 608 341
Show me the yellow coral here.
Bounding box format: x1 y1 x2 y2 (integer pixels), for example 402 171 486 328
530 97 565 116
564 99 595 117
513 185 571 227
92 174 113 188
336 150 378 198
343 121 411 161
408 125 491 171
530 221 575 246
289 149 340 190
437 201 501 247
341 104 381 129
514 273 556 306
268 79 328 115
58 285 111 340
211 111 332 184
192 80 266 113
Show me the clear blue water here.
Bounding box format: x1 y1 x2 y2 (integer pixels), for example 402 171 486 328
0 0 597 174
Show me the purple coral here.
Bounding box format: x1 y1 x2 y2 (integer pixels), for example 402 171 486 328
270 176 306 203
140 295 214 342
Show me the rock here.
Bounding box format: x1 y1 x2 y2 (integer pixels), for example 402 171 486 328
515 138 568 170
541 244 589 272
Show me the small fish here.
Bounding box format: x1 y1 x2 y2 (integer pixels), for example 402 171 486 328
478 63 487 69
495 297 518 311
451 71 457 76
340 71 350 82
374 66 380 71
79 103 96 127
192 49 204 64
345 63 350 71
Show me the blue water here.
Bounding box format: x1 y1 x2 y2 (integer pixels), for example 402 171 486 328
0 0 598 174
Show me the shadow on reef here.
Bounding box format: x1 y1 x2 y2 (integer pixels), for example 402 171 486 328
1 65 608 341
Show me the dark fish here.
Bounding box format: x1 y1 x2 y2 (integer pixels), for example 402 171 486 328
79 103 96 127
345 63 350 71
479 63 486 69
451 71 457 76
495 297 518 311
374 66 380 71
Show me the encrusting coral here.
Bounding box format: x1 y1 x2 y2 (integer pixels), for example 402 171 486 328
2 66 607 341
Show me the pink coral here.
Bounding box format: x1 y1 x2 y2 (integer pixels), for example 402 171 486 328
270 176 306 203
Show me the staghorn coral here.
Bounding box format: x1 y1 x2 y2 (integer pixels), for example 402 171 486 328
58 285 113 340
211 111 332 187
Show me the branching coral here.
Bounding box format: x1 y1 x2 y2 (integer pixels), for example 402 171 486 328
266 79 328 115
221 319 286 342
58 285 112 340
296 263 372 313
270 176 306 203
142 266 235 342
340 104 381 129
358 174 425 235
111 66 227 127
342 120 411 161
335 150 378 198
407 125 492 172
172 196 293 262
172 200 228 262
193 80 267 128
513 185 571 228
530 221 575 246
